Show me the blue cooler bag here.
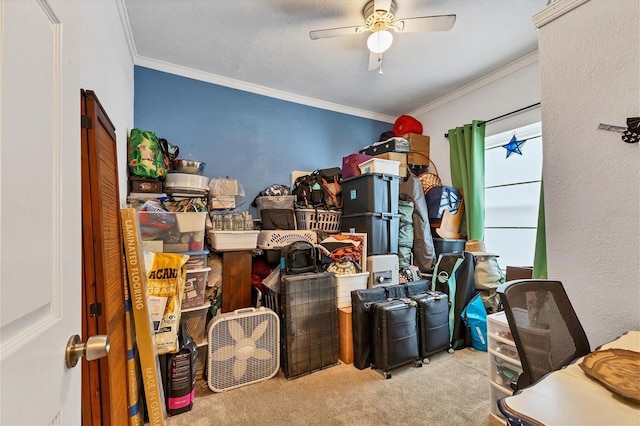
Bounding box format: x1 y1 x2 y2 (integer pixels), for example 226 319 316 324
462 293 488 351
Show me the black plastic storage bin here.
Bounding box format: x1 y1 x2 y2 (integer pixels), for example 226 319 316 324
433 238 466 258
279 272 339 379
342 212 400 255
341 173 401 216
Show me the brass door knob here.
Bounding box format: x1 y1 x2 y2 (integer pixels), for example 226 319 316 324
65 334 110 368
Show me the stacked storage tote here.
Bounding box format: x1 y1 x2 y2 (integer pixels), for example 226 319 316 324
136 208 211 346
341 159 401 287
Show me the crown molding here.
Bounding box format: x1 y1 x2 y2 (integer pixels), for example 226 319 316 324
134 56 395 123
409 51 539 117
115 0 137 62
534 0 590 28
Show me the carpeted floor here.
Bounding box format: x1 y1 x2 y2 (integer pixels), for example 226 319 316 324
167 348 505 426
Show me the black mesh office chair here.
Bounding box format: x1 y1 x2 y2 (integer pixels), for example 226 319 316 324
496 279 591 391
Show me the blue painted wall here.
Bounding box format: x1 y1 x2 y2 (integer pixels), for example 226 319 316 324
134 66 391 214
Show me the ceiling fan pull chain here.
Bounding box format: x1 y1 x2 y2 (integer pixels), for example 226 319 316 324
378 53 384 75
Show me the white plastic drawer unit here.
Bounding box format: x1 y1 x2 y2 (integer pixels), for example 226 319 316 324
487 311 522 421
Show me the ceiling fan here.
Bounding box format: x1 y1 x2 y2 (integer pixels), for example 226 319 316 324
309 0 456 73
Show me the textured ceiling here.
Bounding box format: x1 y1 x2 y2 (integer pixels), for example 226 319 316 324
124 0 547 120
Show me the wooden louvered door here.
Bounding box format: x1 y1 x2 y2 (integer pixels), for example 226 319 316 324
81 89 129 425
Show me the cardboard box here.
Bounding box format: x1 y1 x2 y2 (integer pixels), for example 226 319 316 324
408 151 430 166
398 133 430 166
122 252 144 426
506 266 533 282
374 152 407 177
209 195 236 210
338 307 354 364
121 208 167 426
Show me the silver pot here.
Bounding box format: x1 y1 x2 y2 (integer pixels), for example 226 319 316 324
173 158 205 175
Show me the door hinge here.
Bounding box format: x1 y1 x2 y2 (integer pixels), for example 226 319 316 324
89 303 102 317
81 115 92 129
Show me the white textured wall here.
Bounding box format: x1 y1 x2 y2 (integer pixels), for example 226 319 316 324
538 0 640 347
78 0 134 204
413 60 541 187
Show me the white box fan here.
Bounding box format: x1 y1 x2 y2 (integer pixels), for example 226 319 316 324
207 307 280 392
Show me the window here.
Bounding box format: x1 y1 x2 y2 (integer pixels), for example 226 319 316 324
484 122 542 270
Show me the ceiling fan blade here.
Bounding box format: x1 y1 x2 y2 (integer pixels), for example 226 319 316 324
368 51 382 71
309 25 367 40
373 0 392 12
394 14 456 33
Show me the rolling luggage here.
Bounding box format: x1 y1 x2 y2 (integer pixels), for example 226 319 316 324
351 287 387 370
371 299 422 378
410 291 453 363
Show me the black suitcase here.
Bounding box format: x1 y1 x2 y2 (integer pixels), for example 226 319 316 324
371 299 422 378
359 138 411 155
351 287 387 370
410 291 452 363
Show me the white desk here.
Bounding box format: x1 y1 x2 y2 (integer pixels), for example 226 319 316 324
498 330 640 426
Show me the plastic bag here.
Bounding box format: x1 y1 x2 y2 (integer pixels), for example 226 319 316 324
144 251 189 354
208 178 246 209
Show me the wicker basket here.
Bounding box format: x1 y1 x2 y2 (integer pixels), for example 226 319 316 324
295 209 341 233
418 159 442 195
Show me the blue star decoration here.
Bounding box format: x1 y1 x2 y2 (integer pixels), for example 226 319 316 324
502 135 526 158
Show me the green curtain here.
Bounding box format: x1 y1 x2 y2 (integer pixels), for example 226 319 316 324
532 182 548 279
447 120 485 240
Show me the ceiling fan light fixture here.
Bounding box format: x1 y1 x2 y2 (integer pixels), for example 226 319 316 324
367 30 393 53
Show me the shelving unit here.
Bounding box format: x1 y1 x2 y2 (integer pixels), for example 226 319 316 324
487 311 522 421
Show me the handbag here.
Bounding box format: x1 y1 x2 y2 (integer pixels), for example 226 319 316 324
128 129 172 179
418 159 442 195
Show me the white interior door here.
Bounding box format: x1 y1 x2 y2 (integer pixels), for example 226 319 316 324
1 0 82 424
